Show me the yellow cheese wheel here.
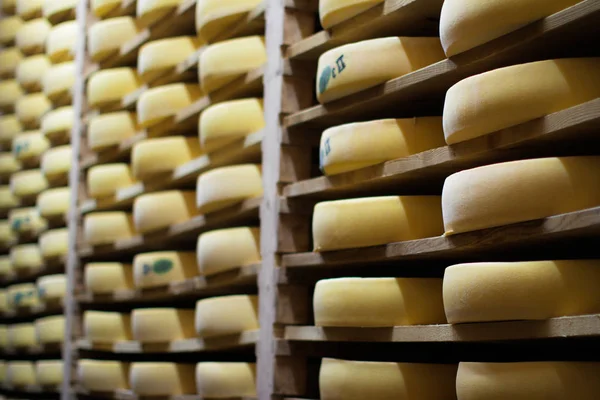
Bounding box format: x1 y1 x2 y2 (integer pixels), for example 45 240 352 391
91 0 122 18
37 187 70 217
8 283 40 308
43 0 77 19
10 244 43 271
0 220 16 245
314 277 446 327
319 0 383 28
7 362 36 386
0 115 23 144
39 228 68 258
0 325 8 348
0 290 9 312
0 256 13 277
0 80 24 110
196 164 263 213
313 196 443 251
35 315 64 344
8 323 37 348
131 308 195 343
46 20 77 63
320 358 458 400
456 362 600 400
16 18 51 54
199 36 267 93
87 163 135 199
131 136 202 180
88 17 140 62
444 58 600 145
196 363 256 398
195 0 262 42
0 16 23 45
133 191 197 234
17 0 44 19
12 130 50 161
84 262 134 294
137 84 202 128
197 227 260 276
0 154 21 177
0 185 20 209
88 111 138 150
133 251 197 289
36 274 66 301
11 169 49 198
41 144 71 178
43 61 75 102
0 48 23 78
9 207 47 235
195 295 259 338
320 117 445 175
136 0 185 25
41 106 73 140
199 98 265 152
138 36 201 77
35 360 63 386
78 359 130 392
317 37 444 104
15 93 52 126
130 363 196 396
87 67 142 108
442 157 600 235
83 310 132 344
444 260 600 324
83 212 135 245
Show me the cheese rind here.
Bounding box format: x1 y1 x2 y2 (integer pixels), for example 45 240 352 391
0 185 20 208
46 20 77 63
137 84 202 128
35 315 65 344
131 308 195 343
442 157 600 235
133 252 198 289
0 221 16 245
88 111 137 150
456 362 600 400
15 93 52 126
41 145 71 178
197 227 260 276
39 228 68 258
10 245 43 272
319 0 383 28
8 323 37 347
313 196 443 251
138 36 201 77
87 67 142 108
78 359 130 392
316 37 444 103
133 191 197 233
41 106 73 141
83 212 135 245
9 207 47 235
35 360 63 386
88 17 140 62
195 295 259 337
0 80 24 110
43 0 77 19
0 48 24 78
43 61 75 102
8 283 40 308
0 256 13 277
196 362 257 398
83 311 132 344
130 363 196 396
36 274 66 301
0 115 23 144
37 187 70 217
0 290 10 312
444 58 600 144
84 263 134 294
11 169 49 198
132 137 202 180
12 130 50 161
91 0 122 17
16 18 51 54
320 358 458 400
196 164 262 213
7 362 36 386
17 0 43 19
320 117 445 175
314 277 446 327
0 154 21 176
136 0 184 25
87 163 135 198
195 0 262 42
0 17 23 45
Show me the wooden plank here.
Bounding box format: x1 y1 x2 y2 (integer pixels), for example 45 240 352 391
0 258 66 286
80 131 146 170
76 390 256 400
1 300 63 321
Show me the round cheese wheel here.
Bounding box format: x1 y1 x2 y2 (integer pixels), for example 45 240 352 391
196 164 263 213
456 362 600 400
130 363 196 396
15 93 52 126
37 187 70 217
83 212 135 245
87 67 142 108
0 80 24 110
0 153 21 176
43 0 77 20
0 47 23 78
0 290 9 312
90 0 122 18
0 256 13 277
0 16 23 45
444 58 600 144
319 0 383 28
10 244 43 272
195 0 262 42
12 130 50 161
84 262 134 294
7 362 36 386
35 315 65 344
316 37 444 104
78 359 130 392
313 196 443 251
197 227 260 276
138 36 201 77
41 144 71 178
195 295 259 338
11 169 49 198
39 228 68 258
0 115 23 144
133 251 197 289
83 310 132 344
17 0 43 19
442 157 600 235
133 191 197 234
35 360 63 386
16 18 51 54
314 277 446 327
0 220 16 245
41 106 73 141
199 36 266 93
88 111 137 150
8 323 37 348
9 207 47 235
8 283 40 308
88 17 140 62
131 308 195 343
136 0 184 25
0 325 8 348
87 163 135 199
43 61 75 102
196 362 256 398
0 185 20 208
199 98 264 152
137 84 202 128
46 20 77 63
36 274 66 301
132 136 202 180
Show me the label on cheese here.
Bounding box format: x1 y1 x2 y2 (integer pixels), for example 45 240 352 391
84 310 132 343
130 362 196 395
195 295 259 338
137 84 202 128
84 262 134 294
133 251 198 289
131 308 195 343
83 212 135 245
88 111 138 150
9 207 47 234
195 0 262 42
133 191 197 234
12 130 50 160
88 17 141 62
87 163 135 199
196 362 257 398
196 164 263 213
132 137 202 180
8 283 40 308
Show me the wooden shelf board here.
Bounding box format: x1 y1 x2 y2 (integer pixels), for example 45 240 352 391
2 342 62 356
80 391 256 400
1 300 63 321
283 99 600 199
102 0 136 19
80 131 146 170
0 258 65 286
47 8 76 25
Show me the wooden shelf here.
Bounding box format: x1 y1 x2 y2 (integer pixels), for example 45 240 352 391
0 258 66 286
76 390 256 400
101 0 136 20
0 300 63 321
2 342 62 356
80 132 146 170
91 85 147 114
283 99 600 199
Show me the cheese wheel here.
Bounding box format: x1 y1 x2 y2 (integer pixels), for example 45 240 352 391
199 36 267 93
132 137 202 180
442 157 600 235
138 36 202 77
88 111 137 150
199 98 265 152
0 256 13 277
0 220 16 245
197 227 260 276
83 212 135 245
39 228 68 258
0 16 23 45
320 358 458 400
196 164 263 213
43 61 75 102
41 144 71 178
17 0 43 19
78 360 130 392
87 163 135 199
46 20 77 63
12 130 50 161
0 361 5 383
0 115 23 144
15 93 52 126
314 277 446 327
457 362 600 400
91 0 122 17
313 196 443 251
195 0 262 42
10 245 43 271
444 260 600 324
35 315 65 344
41 106 73 140
88 17 140 62
320 117 445 175
136 0 185 25
35 360 63 386
133 191 197 234
0 80 24 110
11 169 49 197
317 37 444 104
37 274 66 301
444 59 600 144
319 0 383 28
133 251 197 289
0 186 20 208
0 154 21 177
0 325 8 348
195 295 259 338
0 48 23 78
0 290 10 312
9 207 47 234
8 283 40 307
84 262 134 294
130 363 196 395
43 0 77 20
137 84 202 128
16 18 51 54
87 67 142 108
83 311 132 344
131 308 195 343
7 362 36 386
8 323 37 347
196 363 257 398
37 187 70 217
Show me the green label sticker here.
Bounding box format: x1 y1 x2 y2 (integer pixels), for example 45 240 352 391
153 259 174 275
318 54 347 95
319 65 332 94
